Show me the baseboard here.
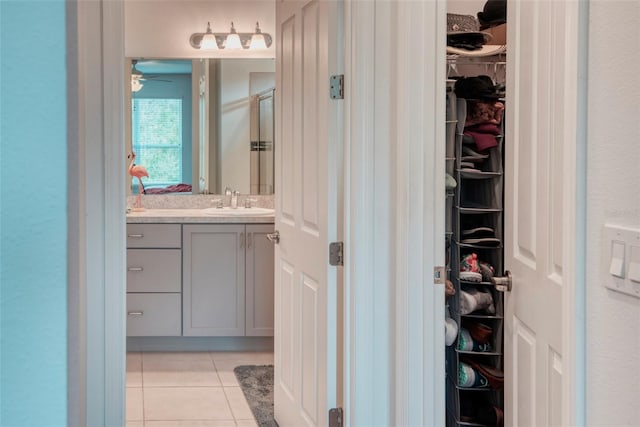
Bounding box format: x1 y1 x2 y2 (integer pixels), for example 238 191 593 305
126 336 274 352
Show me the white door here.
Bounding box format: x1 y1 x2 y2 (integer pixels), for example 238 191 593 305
274 0 341 426
504 1 581 425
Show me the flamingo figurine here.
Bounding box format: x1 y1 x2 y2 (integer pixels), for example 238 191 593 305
128 151 149 211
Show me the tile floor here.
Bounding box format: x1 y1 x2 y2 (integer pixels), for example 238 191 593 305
126 351 273 426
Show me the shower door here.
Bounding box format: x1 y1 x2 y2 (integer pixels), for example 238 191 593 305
250 89 275 195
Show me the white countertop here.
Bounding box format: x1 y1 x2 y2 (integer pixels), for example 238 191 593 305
126 208 275 224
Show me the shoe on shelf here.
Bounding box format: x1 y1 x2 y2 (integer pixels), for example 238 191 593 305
462 134 475 145
446 173 457 190
460 161 476 169
464 321 493 343
458 327 492 352
460 358 504 389
460 237 501 246
462 145 490 160
458 362 490 388
460 253 482 282
445 279 456 296
460 286 495 315
476 406 504 427
479 260 495 282
461 226 495 237
460 398 504 427
445 304 458 346
445 318 458 346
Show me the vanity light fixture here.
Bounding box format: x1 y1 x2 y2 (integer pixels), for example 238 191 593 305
189 21 273 50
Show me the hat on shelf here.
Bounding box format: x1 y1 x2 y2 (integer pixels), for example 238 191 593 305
446 11 505 57
447 14 492 51
477 0 507 30
454 75 501 101
447 44 506 57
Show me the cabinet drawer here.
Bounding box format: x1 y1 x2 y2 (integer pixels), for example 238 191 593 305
126 224 181 248
126 293 181 336
127 249 181 293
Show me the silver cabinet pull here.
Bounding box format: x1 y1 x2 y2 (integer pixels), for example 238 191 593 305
127 267 144 272
267 230 280 244
240 232 245 248
247 233 253 249
127 311 144 316
127 234 144 238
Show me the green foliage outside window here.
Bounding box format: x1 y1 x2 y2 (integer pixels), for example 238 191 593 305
132 98 183 187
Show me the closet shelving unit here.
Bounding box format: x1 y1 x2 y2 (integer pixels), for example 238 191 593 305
445 71 506 427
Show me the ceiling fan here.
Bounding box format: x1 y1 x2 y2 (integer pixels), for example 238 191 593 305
131 59 171 92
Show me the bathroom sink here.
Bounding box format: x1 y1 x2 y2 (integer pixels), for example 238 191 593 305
202 207 275 216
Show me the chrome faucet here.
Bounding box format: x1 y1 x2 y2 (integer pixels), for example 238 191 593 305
231 190 240 209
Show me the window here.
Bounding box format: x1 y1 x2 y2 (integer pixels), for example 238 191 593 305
132 98 183 188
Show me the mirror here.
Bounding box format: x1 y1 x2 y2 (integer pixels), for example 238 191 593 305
126 58 276 195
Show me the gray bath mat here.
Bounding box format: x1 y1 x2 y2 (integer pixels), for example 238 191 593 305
234 365 278 427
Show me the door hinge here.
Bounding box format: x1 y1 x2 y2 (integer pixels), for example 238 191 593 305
330 75 344 99
329 407 344 427
434 266 445 285
329 242 344 266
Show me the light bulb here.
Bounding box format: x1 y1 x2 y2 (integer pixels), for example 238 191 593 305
200 22 219 50
131 78 143 92
249 22 267 50
224 22 243 50
201 33 218 50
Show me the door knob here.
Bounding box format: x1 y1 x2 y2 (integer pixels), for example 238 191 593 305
491 270 512 292
267 230 280 244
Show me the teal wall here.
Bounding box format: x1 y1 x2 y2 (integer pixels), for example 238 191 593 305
0 1 68 425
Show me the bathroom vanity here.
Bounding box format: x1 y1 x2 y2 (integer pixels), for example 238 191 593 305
125 209 275 348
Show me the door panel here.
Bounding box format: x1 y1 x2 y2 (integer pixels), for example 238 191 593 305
514 319 536 425
505 1 578 425
279 15 296 223
301 1 320 231
182 224 245 336
274 0 340 425
301 275 319 421
278 260 296 396
246 224 276 336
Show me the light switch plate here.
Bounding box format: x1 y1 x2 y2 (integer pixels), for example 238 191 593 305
604 224 640 299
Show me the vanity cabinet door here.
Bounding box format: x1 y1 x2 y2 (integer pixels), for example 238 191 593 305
182 224 246 336
245 224 275 336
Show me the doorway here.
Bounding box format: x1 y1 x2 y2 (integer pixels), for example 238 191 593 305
123 55 278 427
76 0 586 425
443 1 586 425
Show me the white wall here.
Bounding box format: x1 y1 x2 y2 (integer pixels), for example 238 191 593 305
447 0 484 17
586 1 640 425
219 59 275 192
125 0 275 58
